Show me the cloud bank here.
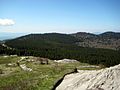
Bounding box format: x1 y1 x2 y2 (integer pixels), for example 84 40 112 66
0 19 15 26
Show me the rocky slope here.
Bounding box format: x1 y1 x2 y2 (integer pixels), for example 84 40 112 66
56 64 120 90
71 31 120 50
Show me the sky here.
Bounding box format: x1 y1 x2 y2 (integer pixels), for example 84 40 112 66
0 0 120 34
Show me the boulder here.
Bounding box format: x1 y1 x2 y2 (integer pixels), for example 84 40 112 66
56 64 120 90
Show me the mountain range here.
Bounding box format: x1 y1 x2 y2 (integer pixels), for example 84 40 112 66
4 31 120 50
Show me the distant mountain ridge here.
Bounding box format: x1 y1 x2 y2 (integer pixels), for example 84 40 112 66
99 32 120 39
71 31 120 50
4 31 120 50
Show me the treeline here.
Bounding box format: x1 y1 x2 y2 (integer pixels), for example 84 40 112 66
1 43 120 67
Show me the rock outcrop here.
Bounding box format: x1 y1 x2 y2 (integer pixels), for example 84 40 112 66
54 59 78 63
20 64 32 71
56 64 120 90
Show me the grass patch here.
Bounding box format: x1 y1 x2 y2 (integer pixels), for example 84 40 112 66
0 56 101 90
0 56 20 64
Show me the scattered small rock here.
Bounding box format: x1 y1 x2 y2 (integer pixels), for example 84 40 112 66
6 63 16 67
20 64 32 72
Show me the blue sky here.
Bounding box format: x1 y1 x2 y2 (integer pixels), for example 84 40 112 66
0 0 120 34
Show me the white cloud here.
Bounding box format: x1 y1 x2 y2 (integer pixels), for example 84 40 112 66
0 19 15 26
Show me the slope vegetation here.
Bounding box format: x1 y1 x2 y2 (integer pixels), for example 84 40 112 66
71 31 120 50
4 33 120 67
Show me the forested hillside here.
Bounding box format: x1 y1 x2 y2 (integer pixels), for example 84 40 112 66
71 31 120 50
3 33 120 67
5 33 80 49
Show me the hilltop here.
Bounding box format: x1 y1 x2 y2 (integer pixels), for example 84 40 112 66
56 64 120 90
71 31 120 50
5 33 79 49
